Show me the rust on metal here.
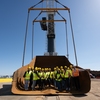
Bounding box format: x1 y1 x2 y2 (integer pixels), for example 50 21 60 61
12 56 91 95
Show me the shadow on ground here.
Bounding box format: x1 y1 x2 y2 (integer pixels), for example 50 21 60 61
72 94 87 97
0 84 13 95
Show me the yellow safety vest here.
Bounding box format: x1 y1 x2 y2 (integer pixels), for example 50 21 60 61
50 72 54 79
33 72 39 80
40 72 45 79
45 72 50 79
65 71 70 78
38 72 41 79
25 71 31 80
61 72 65 78
68 69 72 77
56 74 62 81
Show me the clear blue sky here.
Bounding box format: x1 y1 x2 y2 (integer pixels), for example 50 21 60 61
0 0 100 75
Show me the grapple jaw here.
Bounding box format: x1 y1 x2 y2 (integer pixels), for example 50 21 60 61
12 56 91 95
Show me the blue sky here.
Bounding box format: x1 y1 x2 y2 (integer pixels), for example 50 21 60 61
0 0 100 75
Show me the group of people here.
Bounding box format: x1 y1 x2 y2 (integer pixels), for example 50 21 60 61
23 65 80 92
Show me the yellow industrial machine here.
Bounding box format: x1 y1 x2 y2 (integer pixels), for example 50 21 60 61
11 0 91 95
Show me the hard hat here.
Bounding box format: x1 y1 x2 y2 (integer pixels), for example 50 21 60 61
37 67 40 70
44 68 47 70
28 66 31 69
46 68 48 70
70 65 72 68
35 67 38 70
39 67 41 70
31 67 34 70
58 68 60 71
54 67 56 70
64 66 67 68
42 68 44 71
60 66 63 69
48 68 51 71
67 67 69 70
56 66 58 68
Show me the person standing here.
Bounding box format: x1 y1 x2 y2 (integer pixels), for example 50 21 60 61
60 68 65 90
56 69 62 92
29 67 34 89
40 68 45 90
67 65 73 90
72 68 80 90
53 67 57 88
23 66 32 90
32 67 39 90
65 67 71 91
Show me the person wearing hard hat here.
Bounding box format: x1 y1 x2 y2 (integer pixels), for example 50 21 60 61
31 67 40 90
64 66 67 71
37 67 41 90
64 66 71 91
45 68 50 87
29 66 34 89
67 65 73 90
40 68 45 90
68 64 74 90
44 68 47 87
56 68 62 92
49 68 54 87
72 67 80 90
60 68 66 90
23 66 32 90
53 67 57 88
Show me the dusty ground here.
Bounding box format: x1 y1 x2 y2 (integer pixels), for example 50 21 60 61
0 79 100 100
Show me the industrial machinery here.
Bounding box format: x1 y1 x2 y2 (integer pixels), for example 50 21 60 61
11 0 91 95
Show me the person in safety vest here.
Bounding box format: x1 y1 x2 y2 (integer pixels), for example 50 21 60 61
68 64 75 90
53 67 57 88
72 67 80 90
45 68 50 87
32 67 40 90
56 68 62 92
29 66 34 89
37 67 41 90
60 68 66 90
47 68 51 87
64 66 71 91
49 68 54 87
44 68 48 87
40 68 45 90
23 66 32 90
67 65 73 90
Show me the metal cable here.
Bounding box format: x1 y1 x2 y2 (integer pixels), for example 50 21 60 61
22 12 30 67
29 0 43 9
31 22 34 60
65 21 69 59
68 11 78 66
